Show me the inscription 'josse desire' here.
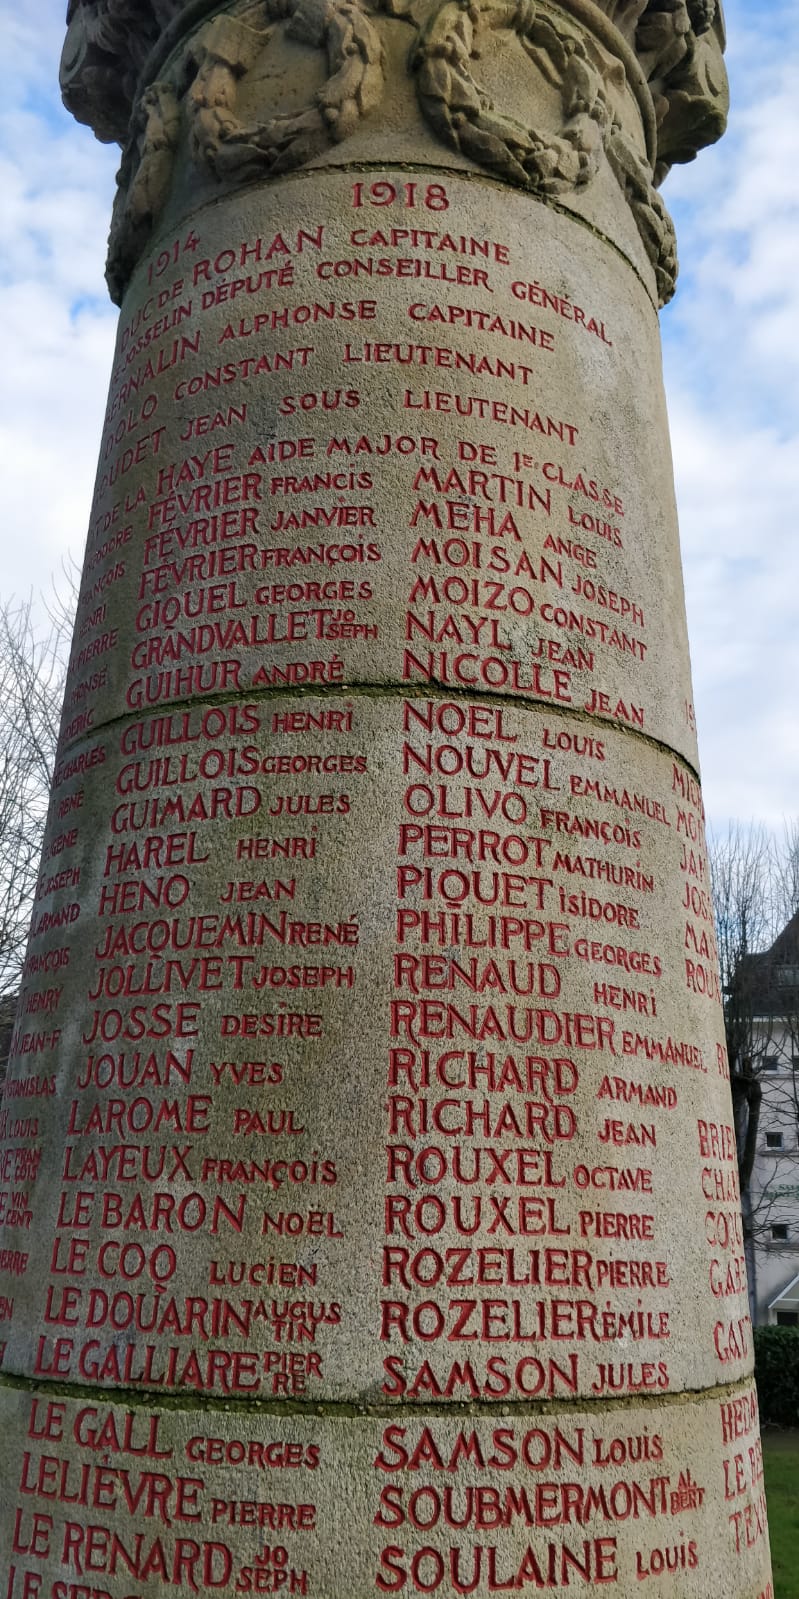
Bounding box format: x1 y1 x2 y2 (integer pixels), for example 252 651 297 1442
0 0 772 1594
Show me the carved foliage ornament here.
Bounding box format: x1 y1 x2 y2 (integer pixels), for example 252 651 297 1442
62 0 726 305
61 0 186 141
184 2 385 182
411 0 678 301
412 1 611 196
107 80 182 301
638 0 728 180
92 0 385 300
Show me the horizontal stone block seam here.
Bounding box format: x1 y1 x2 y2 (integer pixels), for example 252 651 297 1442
0 1369 756 1421
57 677 704 787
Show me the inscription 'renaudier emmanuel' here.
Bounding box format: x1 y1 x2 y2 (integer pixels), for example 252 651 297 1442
0 1 773 1594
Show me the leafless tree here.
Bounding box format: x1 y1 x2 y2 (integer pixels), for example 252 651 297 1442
0 579 76 1005
709 821 799 1293
709 823 778 1190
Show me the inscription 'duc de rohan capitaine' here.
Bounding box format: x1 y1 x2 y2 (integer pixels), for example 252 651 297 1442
0 1 774 1596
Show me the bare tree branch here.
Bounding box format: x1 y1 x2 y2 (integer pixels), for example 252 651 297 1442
0 576 77 1003
709 820 799 1299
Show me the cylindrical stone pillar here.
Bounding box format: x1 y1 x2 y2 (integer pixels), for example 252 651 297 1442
0 1 772 1594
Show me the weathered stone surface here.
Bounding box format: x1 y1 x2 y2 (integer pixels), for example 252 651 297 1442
61 0 729 306
72 172 696 759
0 696 749 1400
0 1382 769 1594
0 0 770 1594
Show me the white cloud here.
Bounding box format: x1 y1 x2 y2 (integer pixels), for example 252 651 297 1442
662 0 799 827
2 0 797 834
0 2 119 617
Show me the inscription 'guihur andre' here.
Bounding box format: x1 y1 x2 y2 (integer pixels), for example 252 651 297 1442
0 1 772 1595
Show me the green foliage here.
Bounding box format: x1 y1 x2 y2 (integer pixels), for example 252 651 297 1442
762 1431 799 1599
754 1326 799 1426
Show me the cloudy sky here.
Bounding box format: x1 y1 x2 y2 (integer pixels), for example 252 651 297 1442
0 0 796 831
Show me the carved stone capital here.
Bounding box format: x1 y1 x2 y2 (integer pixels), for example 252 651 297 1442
61 0 727 305
61 0 727 167
634 0 728 179
60 0 180 142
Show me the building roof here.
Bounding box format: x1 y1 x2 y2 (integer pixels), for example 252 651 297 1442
735 912 799 1017
768 1272 799 1313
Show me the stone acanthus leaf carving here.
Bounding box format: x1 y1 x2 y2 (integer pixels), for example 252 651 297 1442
637 0 727 179
632 0 727 179
412 0 677 303
412 0 611 196
102 0 385 300
63 0 727 171
61 0 184 141
687 0 716 32
107 82 182 303
185 0 385 182
65 0 724 305
576 1 728 176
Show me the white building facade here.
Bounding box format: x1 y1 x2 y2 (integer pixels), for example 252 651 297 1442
733 921 799 1324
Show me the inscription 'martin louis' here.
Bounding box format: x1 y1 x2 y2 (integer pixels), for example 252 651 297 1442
0 1 771 1596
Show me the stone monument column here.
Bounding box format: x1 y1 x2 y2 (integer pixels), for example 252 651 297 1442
0 0 772 1593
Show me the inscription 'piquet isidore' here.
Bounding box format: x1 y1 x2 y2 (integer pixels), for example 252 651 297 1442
0 0 772 1596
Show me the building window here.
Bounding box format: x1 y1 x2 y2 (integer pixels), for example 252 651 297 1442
771 1224 790 1241
766 1132 784 1149
792 1054 799 1071
762 1054 780 1071
777 1312 799 1327
776 965 799 986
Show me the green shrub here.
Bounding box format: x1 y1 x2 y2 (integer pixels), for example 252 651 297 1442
754 1326 799 1425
